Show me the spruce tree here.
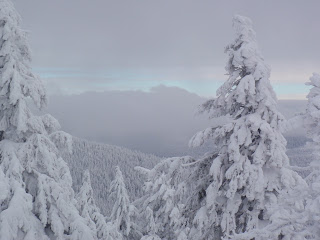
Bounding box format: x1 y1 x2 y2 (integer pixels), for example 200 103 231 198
246 73 320 240
140 207 161 240
77 170 122 239
138 15 306 240
188 15 304 239
0 0 96 239
109 166 140 239
137 156 193 239
305 73 320 154
271 72 320 240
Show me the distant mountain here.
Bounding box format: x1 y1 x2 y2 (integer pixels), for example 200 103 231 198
62 137 161 215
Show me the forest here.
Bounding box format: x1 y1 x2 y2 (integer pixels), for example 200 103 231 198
0 0 319 239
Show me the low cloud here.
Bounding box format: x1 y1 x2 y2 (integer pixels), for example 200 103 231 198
38 86 307 157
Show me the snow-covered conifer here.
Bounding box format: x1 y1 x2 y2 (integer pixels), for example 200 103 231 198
0 1 96 239
140 207 160 240
77 170 122 239
300 73 320 189
186 15 305 239
137 156 197 239
305 73 320 152
240 73 320 240
109 166 139 239
264 73 320 240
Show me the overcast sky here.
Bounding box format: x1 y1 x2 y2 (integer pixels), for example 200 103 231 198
13 0 320 99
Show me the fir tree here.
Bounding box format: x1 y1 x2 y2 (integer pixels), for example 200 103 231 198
140 207 161 240
77 170 122 240
242 73 320 240
109 166 140 239
188 15 305 239
265 72 320 240
137 156 194 239
0 0 96 239
305 73 320 155
140 15 306 240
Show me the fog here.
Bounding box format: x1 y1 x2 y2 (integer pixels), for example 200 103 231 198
40 86 307 156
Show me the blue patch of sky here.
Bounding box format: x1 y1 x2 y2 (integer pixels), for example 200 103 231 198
34 68 310 99
272 83 310 98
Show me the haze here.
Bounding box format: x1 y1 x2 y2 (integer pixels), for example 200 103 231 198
13 0 320 99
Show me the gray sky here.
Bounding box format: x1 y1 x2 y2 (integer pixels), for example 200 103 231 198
14 0 320 99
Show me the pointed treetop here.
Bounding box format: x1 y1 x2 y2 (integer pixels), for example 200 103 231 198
190 14 281 148
232 15 256 42
115 166 124 179
83 169 91 185
78 169 94 203
225 14 269 80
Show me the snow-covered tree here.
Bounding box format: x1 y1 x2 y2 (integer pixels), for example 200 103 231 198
242 73 320 240
0 1 96 239
77 170 122 240
136 156 194 239
140 207 161 240
186 15 305 239
300 73 320 191
305 73 320 153
63 137 160 216
242 182 313 240
109 166 140 239
138 152 222 239
262 73 320 240
138 14 306 240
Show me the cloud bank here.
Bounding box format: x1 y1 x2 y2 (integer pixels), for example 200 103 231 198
38 86 307 157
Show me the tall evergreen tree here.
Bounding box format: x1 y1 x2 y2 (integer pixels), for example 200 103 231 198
305 73 320 154
77 170 122 240
140 15 306 240
109 166 140 239
137 156 194 239
272 72 320 240
303 73 320 191
187 15 304 239
0 0 95 239
245 73 320 240
140 207 161 240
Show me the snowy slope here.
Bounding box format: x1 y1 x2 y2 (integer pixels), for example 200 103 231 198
63 135 312 217
62 137 161 215
53 91 310 215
